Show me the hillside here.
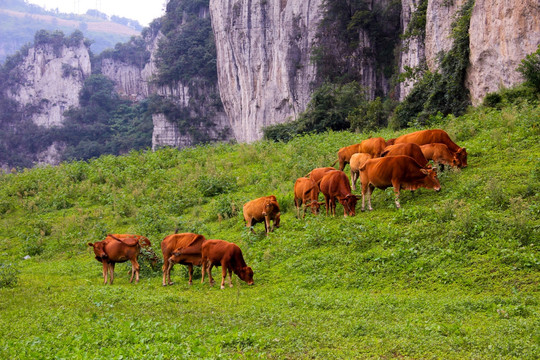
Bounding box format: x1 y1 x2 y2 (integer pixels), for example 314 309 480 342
0 101 538 358
0 1 141 62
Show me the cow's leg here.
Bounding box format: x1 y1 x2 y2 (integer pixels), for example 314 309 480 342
109 263 115 285
228 267 233 288
247 218 255 234
208 264 215 286
129 259 140 283
339 160 345 171
392 180 401 209
220 262 228 289
264 215 271 235
201 259 206 284
166 261 175 285
102 261 108 284
188 264 193 285
294 198 301 218
324 195 330 216
351 170 357 191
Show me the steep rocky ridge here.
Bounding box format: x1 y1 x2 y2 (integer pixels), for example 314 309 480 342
210 0 323 143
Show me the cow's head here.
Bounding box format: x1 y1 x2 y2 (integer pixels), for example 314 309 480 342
305 201 324 215
420 168 441 192
88 241 107 262
273 213 281 228
169 248 183 264
456 148 467 168
239 266 254 285
451 154 462 169
339 194 358 217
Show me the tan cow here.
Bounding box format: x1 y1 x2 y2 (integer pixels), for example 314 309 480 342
243 195 281 235
349 152 372 191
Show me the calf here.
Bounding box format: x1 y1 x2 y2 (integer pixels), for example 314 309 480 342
349 152 372 191
200 239 254 289
307 167 337 185
319 170 359 217
294 177 323 218
381 143 430 168
391 129 467 168
88 234 148 284
420 143 461 170
243 195 281 235
359 155 441 210
161 232 206 286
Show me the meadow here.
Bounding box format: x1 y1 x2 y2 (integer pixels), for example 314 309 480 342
0 103 538 359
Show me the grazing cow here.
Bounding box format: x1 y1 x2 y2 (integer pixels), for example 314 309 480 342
381 143 431 169
161 232 206 286
88 234 152 284
332 137 387 171
319 170 359 217
243 195 281 235
349 152 372 191
359 155 441 211
391 129 467 167
307 167 337 185
294 177 323 218
199 239 254 289
420 143 461 170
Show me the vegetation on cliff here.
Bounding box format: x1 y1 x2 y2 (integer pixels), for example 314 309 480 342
0 96 538 358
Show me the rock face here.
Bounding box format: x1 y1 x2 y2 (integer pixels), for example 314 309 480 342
210 0 323 143
8 41 91 127
466 0 540 104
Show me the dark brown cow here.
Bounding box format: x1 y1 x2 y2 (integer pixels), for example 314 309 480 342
88 234 152 284
391 129 467 167
349 152 372 191
319 170 359 217
198 239 254 289
359 155 441 210
161 232 206 286
420 143 461 170
381 143 431 168
243 195 281 235
307 167 337 185
332 137 387 171
294 177 323 218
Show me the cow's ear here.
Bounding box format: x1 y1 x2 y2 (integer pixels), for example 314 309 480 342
88 243 94 247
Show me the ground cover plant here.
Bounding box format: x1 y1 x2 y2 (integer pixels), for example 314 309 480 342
0 101 538 359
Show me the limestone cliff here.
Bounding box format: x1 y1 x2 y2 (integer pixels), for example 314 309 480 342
8 41 91 128
466 0 540 104
210 0 323 143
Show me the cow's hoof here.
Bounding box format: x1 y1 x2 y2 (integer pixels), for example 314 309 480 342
220 285 225 289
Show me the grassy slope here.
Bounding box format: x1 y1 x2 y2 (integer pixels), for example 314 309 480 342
0 104 538 359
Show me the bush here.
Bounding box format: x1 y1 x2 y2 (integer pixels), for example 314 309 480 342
517 45 540 93
0 263 19 288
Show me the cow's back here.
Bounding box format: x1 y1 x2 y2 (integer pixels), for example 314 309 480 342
359 137 387 157
320 170 351 195
309 167 338 185
361 155 424 187
294 177 319 199
394 129 459 151
161 233 205 259
381 143 429 168
104 240 140 262
243 197 266 222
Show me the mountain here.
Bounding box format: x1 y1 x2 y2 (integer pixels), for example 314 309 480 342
0 0 141 63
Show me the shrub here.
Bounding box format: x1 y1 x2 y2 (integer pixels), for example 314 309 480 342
0 263 19 288
196 174 237 197
517 44 540 93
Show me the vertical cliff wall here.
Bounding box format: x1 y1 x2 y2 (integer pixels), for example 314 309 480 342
466 0 540 104
210 0 323 143
8 41 91 128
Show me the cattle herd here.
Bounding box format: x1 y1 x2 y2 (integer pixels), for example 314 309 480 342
89 129 467 288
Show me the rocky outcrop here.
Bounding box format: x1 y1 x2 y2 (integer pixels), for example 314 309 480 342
466 0 540 104
210 0 323 143
100 59 150 101
8 41 91 128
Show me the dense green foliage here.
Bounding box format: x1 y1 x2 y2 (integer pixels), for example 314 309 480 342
393 0 474 128
55 74 153 161
0 100 538 358
517 44 540 94
154 0 216 85
94 36 150 69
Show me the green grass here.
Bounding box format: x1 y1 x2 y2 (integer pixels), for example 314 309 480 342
0 103 539 359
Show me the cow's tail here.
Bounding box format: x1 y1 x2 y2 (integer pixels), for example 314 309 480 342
330 159 338 168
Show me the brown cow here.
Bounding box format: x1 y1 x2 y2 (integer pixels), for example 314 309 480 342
332 137 387 171
349 153 372 191
381 143 431 169
391 129 467 167
198 239 254 289
294 177 323 218
243 195 281 235
359 155 441 211
88 234 151 284
161 232 206 286
319 170 359 217
420 143 461 170
307 167 336 185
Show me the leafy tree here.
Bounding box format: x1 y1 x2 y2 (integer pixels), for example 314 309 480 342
517 45 540 93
